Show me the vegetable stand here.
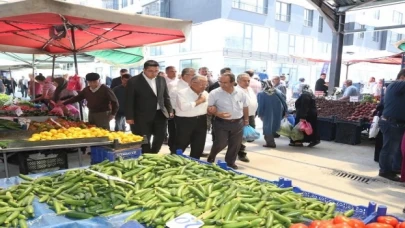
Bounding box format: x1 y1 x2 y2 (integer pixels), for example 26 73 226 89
0 153 396 228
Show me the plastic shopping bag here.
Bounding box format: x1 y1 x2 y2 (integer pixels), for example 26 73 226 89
287 114 295 126
276 118 292 137
49 107 64 116
243 126 260 142
291 123 305 141
67 75 83 91
65 104 79 116
369 116 380 138
299 120 313 135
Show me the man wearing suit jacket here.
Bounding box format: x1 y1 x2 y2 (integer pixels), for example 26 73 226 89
125 60 173 153
111 69 129 89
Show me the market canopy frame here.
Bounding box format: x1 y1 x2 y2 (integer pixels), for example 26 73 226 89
0 0 191 56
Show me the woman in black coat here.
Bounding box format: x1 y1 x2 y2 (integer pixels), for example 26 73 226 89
290 84 320 147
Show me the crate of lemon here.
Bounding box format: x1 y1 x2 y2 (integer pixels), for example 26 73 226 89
28 127 143 144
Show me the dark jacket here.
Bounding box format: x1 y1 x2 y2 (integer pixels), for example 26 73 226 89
125 73 172 122
113 85 126 116
295 93 317 119
111 77 122 89
315 78 328 94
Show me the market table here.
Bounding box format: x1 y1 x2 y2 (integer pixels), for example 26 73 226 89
0 139 112 178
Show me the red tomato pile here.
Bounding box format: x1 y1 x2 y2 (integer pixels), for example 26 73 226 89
289 216 404 228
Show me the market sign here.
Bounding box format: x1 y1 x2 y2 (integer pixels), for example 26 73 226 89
350 96 359 102
166 213 204 228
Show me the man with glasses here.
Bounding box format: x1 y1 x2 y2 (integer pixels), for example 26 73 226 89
175 76 209 159
207 73 249 169
167 68 195 154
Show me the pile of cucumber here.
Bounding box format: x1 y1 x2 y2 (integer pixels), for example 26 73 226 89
4 154 354 228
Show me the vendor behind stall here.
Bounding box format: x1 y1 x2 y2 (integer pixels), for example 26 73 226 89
31 75 55 103
61 73 119 130
28 73 42 99
52 77 79 111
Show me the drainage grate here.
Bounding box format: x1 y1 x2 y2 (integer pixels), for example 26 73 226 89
331 170 373 184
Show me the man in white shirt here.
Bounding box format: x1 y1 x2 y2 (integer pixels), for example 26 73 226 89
163 66 178 145
167 68 195 154
245 70 262 95
175 76 209 159
236 73 258 163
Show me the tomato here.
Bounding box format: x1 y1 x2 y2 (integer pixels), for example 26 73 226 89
365 223 394 228
290 224 308 228
309 220 325 228
334 216 351 224
333 224 352 228
396 222 405 228
377 216 399 227
349 219 366 228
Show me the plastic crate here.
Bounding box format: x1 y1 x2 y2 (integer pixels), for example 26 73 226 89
335 120 362 145
176 152 374 221
90 146 142 164
18 151 68 174
362 205 404 224
318 117 336 141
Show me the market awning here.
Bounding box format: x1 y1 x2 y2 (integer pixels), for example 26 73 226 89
0 52 94 65
0 0 191 54
291 53 403 65
86 48 143 66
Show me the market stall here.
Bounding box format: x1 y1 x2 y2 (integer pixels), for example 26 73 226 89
0 153 402 228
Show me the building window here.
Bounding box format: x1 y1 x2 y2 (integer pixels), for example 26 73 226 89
318 16 323 32
143 0 160 16
374 10 380 20
103 0 119 10
158 61 166 71
359 24 365 39
393 11 403 24
275 1 291 22
224 58 267 74
180 59 201 71
288 35 295 54
304 9 313 27
390 32 403 43
232 0 268 14
179 37 192 52
122 0 128 8
372 31 380 42
150 46 163 56
224 22 254 51
398 33 403 41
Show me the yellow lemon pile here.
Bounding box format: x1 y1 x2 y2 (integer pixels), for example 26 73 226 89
28 127 143 144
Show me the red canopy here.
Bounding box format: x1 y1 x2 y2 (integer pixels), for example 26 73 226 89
0 0 192 54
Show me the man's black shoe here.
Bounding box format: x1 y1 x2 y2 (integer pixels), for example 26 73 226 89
379 172 401 182
227 163 239 170
200 153 209 158
238 156 250 163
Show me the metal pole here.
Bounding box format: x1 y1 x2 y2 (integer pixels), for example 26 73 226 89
71 27 84 120
32 54 35 99
346 64 350 80
51 55 56 79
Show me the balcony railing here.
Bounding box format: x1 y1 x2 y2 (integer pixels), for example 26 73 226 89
232 0 268 14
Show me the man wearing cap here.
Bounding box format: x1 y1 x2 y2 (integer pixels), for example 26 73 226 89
61 73 119 130
111 69 129 89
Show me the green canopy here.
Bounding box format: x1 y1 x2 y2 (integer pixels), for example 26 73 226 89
86 48 144 66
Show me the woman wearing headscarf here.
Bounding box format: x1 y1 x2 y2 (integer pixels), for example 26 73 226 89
257 80 288 148
290 84 320 147
31 75 56 103
52 77 79 110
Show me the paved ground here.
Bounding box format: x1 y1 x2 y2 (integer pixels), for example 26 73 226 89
1 119 404 219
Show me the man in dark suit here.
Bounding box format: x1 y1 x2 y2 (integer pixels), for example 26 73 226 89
111 69 128 89
125 60 173 153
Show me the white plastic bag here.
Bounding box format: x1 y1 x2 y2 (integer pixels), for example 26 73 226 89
277 118 293 137
369 116 380 138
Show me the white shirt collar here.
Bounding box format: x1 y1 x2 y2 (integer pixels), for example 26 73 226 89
90 84 102 93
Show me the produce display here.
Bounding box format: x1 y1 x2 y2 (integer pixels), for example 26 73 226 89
0 155 353 228
316 98 377 122
0 175 36 227
28 118 94 132
0 93 10 107
0 119 22 131
89 155 350 228
295 215 404 228
28 127 143 143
